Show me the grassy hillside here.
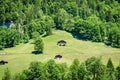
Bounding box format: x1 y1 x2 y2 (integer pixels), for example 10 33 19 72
0 30 120 79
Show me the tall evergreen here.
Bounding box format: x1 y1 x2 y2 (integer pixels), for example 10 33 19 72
115 63 120 80
70 59 79 80
106 58 115 80
2 68 11 80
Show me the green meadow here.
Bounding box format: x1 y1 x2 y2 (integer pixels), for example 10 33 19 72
0 30 120 79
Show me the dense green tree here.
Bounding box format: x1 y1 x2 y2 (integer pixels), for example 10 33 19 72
23 34 29 43
31 31 40 39
62 18 75 32
54 9 70 29
27 19 45 38
2 68 11 80
78 63 87 80
99 23 106 42
12 73 26 80
0 26 21 48
34 37 44 53
41 16 55 36
73 18 102 42
64 2 77 16
48 2 61 14
41 0 51 15
85 57 105 80
115 63 120 80
27 16 54 38
106 58 115 80
57 63 68 80
107 58 114 71
63 71 72 80
45 59 59 80
87 0 97 11
0 26 7 49
106 24 120 48
70 59 79 80
0 0 18 22
26 62 46 80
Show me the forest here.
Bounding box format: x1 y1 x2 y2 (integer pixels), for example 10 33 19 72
0 0 120 49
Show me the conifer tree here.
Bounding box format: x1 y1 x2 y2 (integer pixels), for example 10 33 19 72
70 59 79 80
2 68 11 80
115 63 120 80
106 58 115 80
78 63 87 80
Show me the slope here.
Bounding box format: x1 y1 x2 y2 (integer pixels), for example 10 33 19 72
0 30 120 79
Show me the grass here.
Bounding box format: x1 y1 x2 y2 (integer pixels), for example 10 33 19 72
0 30 120 79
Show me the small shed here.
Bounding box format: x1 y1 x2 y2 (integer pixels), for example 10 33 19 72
54 54 62 60
57 40 67 46
0 60 8 65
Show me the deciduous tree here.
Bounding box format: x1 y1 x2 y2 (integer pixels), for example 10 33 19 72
34 37 44 53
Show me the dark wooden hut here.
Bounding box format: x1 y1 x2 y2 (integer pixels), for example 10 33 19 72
54 54 62 59
0 60 8 65
57 40 67 46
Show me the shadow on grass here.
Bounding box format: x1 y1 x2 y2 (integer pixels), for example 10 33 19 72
42 34 48 37
32 51 42 55
30 42 35 44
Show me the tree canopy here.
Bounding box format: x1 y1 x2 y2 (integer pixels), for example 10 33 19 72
4 57 120 80
0 0 120 49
